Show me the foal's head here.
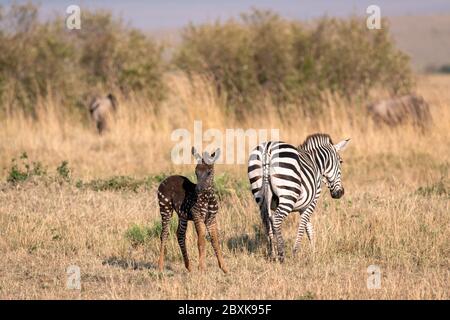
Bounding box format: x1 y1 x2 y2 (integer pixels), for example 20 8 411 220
191 147 221 193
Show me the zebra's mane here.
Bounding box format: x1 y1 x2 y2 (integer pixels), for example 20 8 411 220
299 133 333 150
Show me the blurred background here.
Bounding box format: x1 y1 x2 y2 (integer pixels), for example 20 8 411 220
4 0 450 71
0 0 449 175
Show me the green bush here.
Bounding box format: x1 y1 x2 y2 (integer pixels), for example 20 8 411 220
174 9 413 116
125 224 150 246
0 3 166 117
125 219 178 247
0 4 414 120
75 174 171 192
78 176 153 192
6 152 46 183
214 173 249 199
56 161 71 182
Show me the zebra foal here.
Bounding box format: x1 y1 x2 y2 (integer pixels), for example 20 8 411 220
157 147 227 273
248 134 350 262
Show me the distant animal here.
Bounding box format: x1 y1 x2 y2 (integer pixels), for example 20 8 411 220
367 94 431 129
157 147 227 273
248 134 350 262
88 93 118 134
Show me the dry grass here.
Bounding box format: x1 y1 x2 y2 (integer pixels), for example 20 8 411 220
0 74 448 299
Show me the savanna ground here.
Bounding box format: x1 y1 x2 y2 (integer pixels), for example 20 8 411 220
0 74 448 300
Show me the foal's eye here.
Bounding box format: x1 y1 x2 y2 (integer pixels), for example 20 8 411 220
339 159 343 164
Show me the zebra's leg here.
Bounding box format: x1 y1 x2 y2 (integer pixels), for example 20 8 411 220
176 218 191 272
267 215 277 260
206 219 228 273
306 221 315 247
158 205 173 272
96 117 106 135
265 192 277 259
193 216 207 272
293 199 317 256
260 204 275 260
271 202 294 263
292 213 308 256
306 221 316 254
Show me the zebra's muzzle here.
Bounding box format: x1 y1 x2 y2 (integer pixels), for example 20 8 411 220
331 188 344 199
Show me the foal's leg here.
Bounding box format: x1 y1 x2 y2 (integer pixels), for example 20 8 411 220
177 218 191 271
206 219 227 273
158 204 173 272
193 216 207 271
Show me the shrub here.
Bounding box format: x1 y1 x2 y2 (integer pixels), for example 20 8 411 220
56 161 71 182
125 224 151 247
75 174 171 192
174 9 413 116
125 219 178 247
0 3 166 118
6 152 46 183
214 173 249 199
78 176 152 192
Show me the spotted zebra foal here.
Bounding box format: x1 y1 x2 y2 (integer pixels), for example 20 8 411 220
248 134 350 262
157 147 227 273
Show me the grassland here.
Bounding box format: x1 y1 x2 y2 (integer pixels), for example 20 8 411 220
0 74 448 299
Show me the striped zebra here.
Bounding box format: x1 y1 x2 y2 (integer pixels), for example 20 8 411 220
248 134 350 262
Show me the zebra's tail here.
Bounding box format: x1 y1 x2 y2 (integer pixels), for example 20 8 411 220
260 144 275 257
261 146 271 216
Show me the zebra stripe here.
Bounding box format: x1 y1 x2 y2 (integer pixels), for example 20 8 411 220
248 133 349 261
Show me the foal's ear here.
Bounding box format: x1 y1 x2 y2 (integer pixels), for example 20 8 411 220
191 147 203 162
210 148 221 162
204 148 221 164
334 138 350 152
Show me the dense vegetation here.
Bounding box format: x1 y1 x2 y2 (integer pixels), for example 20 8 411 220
0 3 166 117
0 4 413 119
175 10 413 116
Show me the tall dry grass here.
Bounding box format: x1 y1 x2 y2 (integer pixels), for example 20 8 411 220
1 73 447 180
0 73 448 299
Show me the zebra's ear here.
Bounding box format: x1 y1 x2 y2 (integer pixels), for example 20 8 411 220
334 138 350 152
191 147 203 162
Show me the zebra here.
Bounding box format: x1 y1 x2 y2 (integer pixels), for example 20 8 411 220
248 133 350 262
157 147 227 273
88 93 118 134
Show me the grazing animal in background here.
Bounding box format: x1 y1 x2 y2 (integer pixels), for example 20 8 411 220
367 94 431 130
157 147 227 273
88 93 118 134
248 134 350 262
